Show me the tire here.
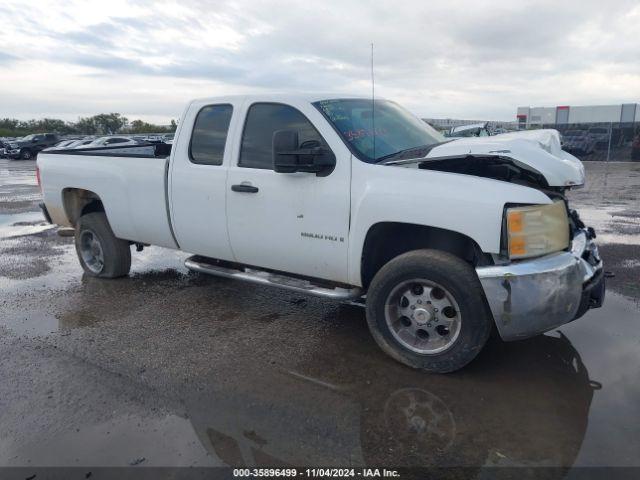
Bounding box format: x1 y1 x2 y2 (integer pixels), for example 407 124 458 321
74 212 131 278
20 149 33 160
365 249 492 373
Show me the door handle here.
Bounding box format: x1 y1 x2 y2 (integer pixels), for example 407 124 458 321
231 184 259 193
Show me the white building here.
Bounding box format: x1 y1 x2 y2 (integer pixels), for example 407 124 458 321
516 104 639 128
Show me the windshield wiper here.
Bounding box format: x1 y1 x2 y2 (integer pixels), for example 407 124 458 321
375 140 453 164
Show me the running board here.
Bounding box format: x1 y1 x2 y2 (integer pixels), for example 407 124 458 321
184 256 363 300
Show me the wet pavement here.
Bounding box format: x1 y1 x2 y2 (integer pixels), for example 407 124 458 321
0 158 639 471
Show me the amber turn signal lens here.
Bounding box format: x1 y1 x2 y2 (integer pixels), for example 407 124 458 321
505 202 569 260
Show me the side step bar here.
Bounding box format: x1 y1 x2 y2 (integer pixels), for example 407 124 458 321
185 256 363 300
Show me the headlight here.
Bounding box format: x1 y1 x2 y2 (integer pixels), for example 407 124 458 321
506 201 569 259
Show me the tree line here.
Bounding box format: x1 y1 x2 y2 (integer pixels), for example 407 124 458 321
0 113 178 137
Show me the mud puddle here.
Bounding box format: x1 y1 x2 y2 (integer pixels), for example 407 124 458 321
577 204 640 245
181 293 640 468
0 211 54 238
1 274 639 468
1 245 191 336
1 413 216 467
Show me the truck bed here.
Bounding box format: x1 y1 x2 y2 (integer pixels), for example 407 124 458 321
38 145 178 249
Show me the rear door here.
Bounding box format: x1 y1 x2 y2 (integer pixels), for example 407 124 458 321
169 100 238 260
225 100 352 283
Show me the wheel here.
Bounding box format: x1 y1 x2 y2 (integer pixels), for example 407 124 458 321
74 212 131 278
359 384 478 466
365 249 492 373
20 149 33 160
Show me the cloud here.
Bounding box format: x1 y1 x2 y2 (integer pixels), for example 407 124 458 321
0 52 19 64
0 0 638 122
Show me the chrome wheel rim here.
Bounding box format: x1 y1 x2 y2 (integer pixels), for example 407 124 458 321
384 279 462 354
79 230 105 274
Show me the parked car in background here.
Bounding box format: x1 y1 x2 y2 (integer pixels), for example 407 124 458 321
587 127 610 149
80 135 156 155
5 133 61 160
561 130 596 156
66 138 97 149
85 136 141 148
0 138 13 157
632 133 640 161
147 135 165 143
446 122 490 138
43 139 78 151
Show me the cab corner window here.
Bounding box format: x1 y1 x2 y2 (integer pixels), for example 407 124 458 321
239 103 327 169
189 104 233 165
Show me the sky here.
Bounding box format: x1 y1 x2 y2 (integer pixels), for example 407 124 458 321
0 0 639 123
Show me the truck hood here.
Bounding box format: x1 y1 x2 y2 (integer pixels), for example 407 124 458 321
423 129 585 188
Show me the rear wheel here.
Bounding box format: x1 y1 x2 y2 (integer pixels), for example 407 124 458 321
366 249 492 373
75 212 131 278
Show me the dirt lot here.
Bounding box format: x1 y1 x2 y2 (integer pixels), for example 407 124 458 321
0 158 639 473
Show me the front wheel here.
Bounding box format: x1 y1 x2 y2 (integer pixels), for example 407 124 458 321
75 212 131 278
20 149 33 160
366 250 493 373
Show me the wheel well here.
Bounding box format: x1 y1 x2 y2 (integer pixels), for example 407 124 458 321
360 222 490 288
62 188 105 226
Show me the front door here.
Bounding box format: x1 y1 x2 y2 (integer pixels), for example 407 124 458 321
226 101 351 283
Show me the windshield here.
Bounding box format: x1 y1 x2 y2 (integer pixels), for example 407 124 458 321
20 134 35 141
313 98 445 163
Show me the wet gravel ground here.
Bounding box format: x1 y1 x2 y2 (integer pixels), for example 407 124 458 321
0 158 639 473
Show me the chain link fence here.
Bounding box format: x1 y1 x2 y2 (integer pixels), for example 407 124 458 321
537 121 639 162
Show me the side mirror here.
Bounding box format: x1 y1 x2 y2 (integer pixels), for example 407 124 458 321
272 130 336 176
32 139 38 143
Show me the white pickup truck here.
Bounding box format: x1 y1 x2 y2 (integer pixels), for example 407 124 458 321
37 94 605 373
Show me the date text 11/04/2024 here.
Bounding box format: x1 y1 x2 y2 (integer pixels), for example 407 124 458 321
233 468 400 477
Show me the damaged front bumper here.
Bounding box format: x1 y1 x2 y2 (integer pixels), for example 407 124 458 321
476 229 604 341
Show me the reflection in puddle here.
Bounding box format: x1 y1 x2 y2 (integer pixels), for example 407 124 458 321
2 311 59 337
4 292 638 469
1 243 189 292
2 413 216 467
382 388 456 458
0 307 106 338
577 205 640 245
0 211 54 238
0 246 193 338
184 330 600 468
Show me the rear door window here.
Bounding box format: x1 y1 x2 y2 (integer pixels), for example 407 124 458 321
189 104 233 166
